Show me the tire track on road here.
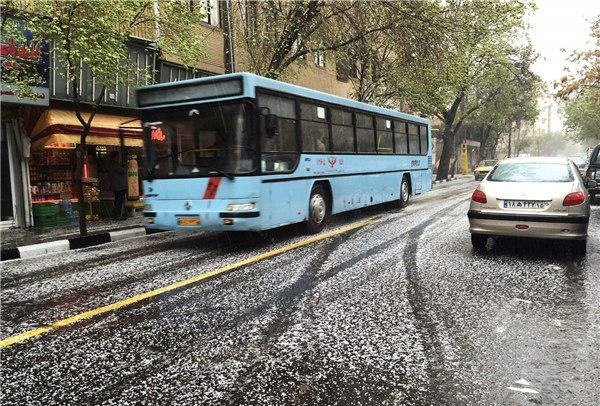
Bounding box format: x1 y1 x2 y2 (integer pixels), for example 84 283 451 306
402 197 470 405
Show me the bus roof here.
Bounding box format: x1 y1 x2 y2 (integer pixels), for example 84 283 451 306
136 72 430 125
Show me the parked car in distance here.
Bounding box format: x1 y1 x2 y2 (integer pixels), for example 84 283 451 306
568 155 588 176
585 144 600 201
474 159 498 181
468 157 596 255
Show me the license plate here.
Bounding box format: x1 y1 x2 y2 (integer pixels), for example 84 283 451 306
503 200 549 209
178 217 201 226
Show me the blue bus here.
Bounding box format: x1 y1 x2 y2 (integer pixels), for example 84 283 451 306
136 73 432 233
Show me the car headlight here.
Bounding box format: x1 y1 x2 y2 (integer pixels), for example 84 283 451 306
144 204 153 211
227 203 255 211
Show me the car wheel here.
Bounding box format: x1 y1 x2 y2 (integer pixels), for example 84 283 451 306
399 176 410 208
572 239 587 256
306 184 329 234
471 234 488 251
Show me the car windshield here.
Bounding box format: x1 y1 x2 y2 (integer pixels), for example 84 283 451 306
488 162 574 182
480 160 497 167
142 103 255 178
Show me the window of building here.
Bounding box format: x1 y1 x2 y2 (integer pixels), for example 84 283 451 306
394 121 408 154
258 93 298 172
193 0 220 27
376 117 393 154
314 50 325 67
419 125 428 155
331 109 354 152
158 61 209 84
408 123 420 155
300 102 329 152
355 113 375 153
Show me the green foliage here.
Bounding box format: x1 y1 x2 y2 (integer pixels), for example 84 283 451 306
1 0 207 99
564 90 600 144
560 17 600 145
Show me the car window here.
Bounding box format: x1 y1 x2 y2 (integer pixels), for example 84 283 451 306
488 163 574 182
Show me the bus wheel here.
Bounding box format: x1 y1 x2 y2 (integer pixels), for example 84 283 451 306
399 176 410 208
306 184 328 233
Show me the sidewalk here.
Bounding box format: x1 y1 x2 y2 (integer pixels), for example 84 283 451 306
432 173 473 184
0 214 144 251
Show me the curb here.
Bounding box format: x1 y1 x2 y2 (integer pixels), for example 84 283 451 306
0 227 147 261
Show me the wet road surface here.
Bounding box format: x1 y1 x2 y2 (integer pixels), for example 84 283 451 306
1 179 599 405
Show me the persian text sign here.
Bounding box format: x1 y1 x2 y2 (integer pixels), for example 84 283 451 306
0 18 49 106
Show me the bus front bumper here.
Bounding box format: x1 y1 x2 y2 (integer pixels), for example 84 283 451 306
143 200 262 231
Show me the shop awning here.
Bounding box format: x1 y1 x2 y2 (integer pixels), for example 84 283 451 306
30 109 144 150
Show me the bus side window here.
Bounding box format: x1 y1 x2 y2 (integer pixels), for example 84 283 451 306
394 121 408 154
419 125 428 155
356 113 375 153
300 102 329 153
408 124 420 155
258 93 298 172
376 117 393 154
331 109 354 153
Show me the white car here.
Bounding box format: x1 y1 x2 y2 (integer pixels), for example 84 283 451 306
468 157 594 254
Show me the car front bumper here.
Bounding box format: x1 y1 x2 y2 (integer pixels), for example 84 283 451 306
468 210 589 240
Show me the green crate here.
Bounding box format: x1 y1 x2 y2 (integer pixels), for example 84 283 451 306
33 203 57 216
34 217 57 227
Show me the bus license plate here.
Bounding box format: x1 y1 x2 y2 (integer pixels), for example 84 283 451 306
178 218 201 226
503 200 549 209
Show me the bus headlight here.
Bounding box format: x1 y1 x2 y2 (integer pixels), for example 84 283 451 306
144 204 153 211
227 203 255 211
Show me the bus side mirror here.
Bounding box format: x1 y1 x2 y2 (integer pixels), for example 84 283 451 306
266 114 279 138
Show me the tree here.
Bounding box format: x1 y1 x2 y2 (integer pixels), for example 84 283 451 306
387 0 533 180
1 0 207 236
563 91 600 144
559 17 600 144
467 46 540 159
232 0 396 80
334 0 445 104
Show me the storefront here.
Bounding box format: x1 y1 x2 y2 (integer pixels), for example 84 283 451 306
1 16 49 228
28 109 144 226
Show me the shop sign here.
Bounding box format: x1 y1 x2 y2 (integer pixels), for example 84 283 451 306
151 127 166 142
0 18 50 106
127 157 139 199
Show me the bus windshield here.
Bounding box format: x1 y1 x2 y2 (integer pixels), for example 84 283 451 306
142 102 255 178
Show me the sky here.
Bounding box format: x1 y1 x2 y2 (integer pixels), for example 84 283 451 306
529 0 599 84
528 0 600 132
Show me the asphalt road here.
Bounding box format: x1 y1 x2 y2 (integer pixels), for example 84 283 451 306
1 179 599 406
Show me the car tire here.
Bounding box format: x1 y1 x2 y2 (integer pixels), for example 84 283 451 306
471 234 488 251
306 184 329 234
572 239 587 256
145 228 162 235
399 176 410 208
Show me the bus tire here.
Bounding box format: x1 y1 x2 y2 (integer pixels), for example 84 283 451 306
306 184 328 234
399 176 410 208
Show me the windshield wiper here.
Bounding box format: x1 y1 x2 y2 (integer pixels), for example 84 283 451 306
208 168 235 180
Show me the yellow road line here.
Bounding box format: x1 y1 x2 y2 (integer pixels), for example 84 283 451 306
0 218 380 349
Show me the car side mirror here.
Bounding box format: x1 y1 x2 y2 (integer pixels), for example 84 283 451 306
587 180 598 189
266 114 279 138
